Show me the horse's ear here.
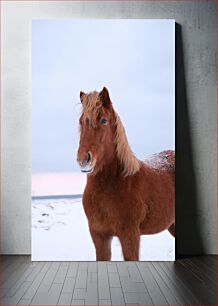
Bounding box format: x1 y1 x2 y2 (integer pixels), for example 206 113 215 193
99 87 111 108
80 91 85 102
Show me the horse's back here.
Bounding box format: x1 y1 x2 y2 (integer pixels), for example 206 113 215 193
144 150 175 174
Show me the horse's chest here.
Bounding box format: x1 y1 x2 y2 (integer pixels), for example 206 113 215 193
83 192 119 233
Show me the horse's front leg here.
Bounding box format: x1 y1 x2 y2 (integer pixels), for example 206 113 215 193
90 229 112 261
119 227 140 261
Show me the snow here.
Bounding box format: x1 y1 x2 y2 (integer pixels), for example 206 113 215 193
32 197 175 261
144 150 175 172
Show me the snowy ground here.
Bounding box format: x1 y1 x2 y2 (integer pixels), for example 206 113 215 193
32 197 175 261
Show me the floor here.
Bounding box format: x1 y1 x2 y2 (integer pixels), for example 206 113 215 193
0 256 217 305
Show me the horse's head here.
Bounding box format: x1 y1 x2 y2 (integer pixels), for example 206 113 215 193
77 87 116 175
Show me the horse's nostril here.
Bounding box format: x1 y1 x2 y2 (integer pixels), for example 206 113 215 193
87 152 91 163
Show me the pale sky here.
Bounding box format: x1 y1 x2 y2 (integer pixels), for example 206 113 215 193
32 19 175 174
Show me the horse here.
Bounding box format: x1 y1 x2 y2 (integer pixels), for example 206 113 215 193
77 87 175 261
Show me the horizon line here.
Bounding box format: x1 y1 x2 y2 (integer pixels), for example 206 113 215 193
32 194 83 200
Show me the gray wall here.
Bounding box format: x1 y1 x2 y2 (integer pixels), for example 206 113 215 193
1 1 217 255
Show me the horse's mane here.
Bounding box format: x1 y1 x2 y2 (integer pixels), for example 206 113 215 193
114 113 141 176
80 91 141 176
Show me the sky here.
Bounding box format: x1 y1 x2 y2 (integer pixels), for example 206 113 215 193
32 19 175 174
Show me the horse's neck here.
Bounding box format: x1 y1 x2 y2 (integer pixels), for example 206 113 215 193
104 154 122 176
88 155 121 184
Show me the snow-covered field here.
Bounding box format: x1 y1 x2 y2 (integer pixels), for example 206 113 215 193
32 197 175 261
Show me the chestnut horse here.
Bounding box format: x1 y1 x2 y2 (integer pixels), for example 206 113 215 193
77 87 175 261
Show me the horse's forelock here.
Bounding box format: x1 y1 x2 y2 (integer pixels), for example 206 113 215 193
81 91 103 127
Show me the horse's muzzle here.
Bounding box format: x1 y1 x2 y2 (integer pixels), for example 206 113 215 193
77 152 94 173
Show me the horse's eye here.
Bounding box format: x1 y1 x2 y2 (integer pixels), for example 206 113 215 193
100 118 108 125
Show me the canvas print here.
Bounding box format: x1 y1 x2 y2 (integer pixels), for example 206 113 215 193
32 19 175 261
